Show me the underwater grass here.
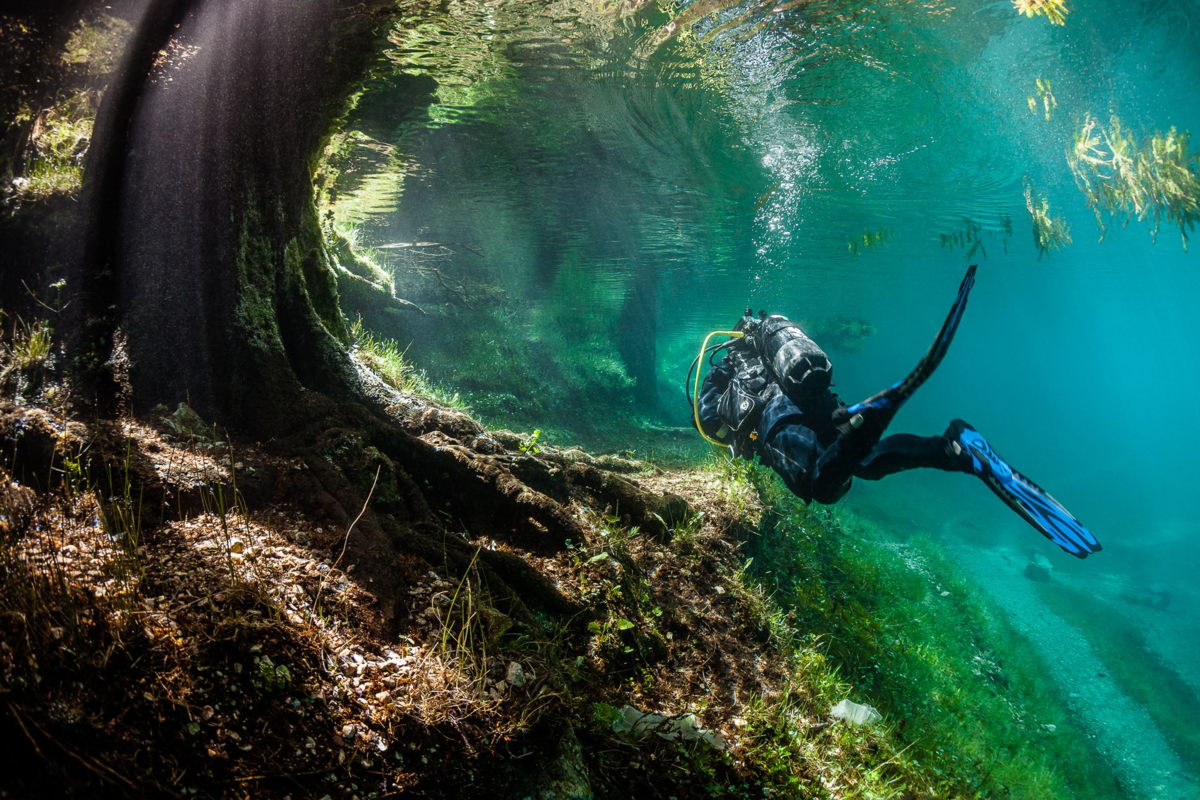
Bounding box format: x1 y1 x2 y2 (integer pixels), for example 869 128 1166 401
1033 580 1200 771
350 318 465 408
20 96 94 199
741 482 1123 800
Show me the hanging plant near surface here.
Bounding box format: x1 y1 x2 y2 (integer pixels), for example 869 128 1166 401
847 227 891 259
1027 78 1057 121
1068 113 1200 250
1013 0 1069 26
1023 178 1072 259
939 216 1012 260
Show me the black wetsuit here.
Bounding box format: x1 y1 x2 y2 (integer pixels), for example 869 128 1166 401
697 359 967 504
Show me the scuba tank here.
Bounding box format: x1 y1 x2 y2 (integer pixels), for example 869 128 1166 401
688 309 833 452
736 309 832 404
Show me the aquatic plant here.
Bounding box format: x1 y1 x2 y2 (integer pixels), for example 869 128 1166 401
1023 178 1072 259
847 227 891 259
518 429 543 455
939 216 1003 260
7 13 132 202
62 14 133 77
1013 0 1069 26
1068 113 1200 250
1027 77 1057 121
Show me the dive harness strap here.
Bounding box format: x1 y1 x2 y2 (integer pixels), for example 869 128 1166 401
692 331 744 448
693 330 776 458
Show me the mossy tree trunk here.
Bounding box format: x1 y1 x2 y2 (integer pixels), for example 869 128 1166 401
75 0 391 432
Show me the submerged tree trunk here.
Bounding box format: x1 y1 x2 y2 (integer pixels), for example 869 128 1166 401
617 265 659 408
77 0 388 431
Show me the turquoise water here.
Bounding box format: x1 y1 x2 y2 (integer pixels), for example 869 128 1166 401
335 1 1200 795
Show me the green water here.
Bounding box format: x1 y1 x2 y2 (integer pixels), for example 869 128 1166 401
332 2 1200 797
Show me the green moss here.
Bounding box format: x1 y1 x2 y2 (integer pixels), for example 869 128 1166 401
63 14 133 76
234 208 290 358
327 221 395 293
283 225 351 345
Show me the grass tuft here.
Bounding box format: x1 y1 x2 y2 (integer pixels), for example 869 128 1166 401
350 317 466 408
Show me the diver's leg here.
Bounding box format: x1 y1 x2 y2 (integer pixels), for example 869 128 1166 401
810 427 968 502
753 395 822 502
853 434 966 480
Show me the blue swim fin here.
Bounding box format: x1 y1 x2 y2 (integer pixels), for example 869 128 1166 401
842 264 978 430
947 420 1101 558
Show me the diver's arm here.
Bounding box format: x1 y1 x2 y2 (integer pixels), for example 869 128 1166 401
694 359 735 438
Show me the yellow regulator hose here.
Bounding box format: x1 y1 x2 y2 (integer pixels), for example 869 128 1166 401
693 330 744 447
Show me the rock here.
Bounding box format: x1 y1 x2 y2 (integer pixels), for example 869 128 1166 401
342 723 357 740
506 662 526 688
1120 582 1172 610
1024 554 1053 582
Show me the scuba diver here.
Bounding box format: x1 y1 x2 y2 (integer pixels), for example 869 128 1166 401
688 265 1101 558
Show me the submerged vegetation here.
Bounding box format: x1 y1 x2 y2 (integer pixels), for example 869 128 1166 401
3 12 132 205
743 472 1122 799
17 97 93 199
1024 178 1073 259
350 317 463 407
3 1 1195 796
1013 0 1069 26
939 216 1011 261
1027 77 1057 121
847 227 891 259
1069 113 1200 250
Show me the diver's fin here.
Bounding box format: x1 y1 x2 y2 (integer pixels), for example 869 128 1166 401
843 264 978 424
947 420 1101 558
